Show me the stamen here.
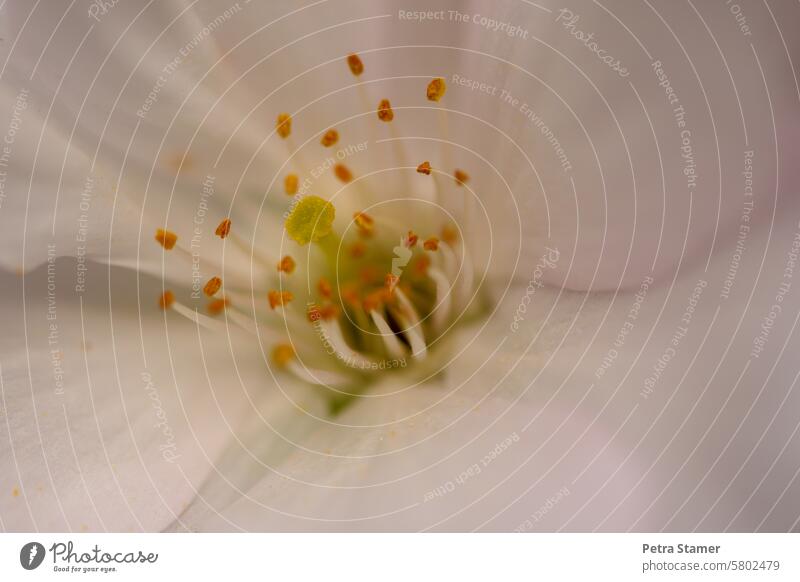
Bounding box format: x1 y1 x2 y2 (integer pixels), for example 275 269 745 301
159 291 175 309
320 129 339 147
377 99 394 122
155 228 178 250
442 225 458 244
215 218 231 239
362 288 388 312
207 297 230 315
307 303 339 322
318 277 333 299
416 161 432 175
347 53 364 76
426 78 447 102
320 319 376 368
370 310 406 359
424 236 439 251
276 113 292 138
284 195 336 245
284 174 299 195
385 273 399 293
454 169 470 186
272 344 295 368
393 288 427 359
405 230 418 248
203 276 222 297
350 241 366 258
428 267 452 330
334 163 353 183
353 211 374 237
268 290 294 309
277 255 296 274
414 254 431 276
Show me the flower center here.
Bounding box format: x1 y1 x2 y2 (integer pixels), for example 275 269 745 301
153 61 483 411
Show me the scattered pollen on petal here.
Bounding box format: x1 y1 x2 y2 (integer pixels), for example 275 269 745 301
347 53 364 76
377 99 394 122
318 277 333 298
12 487 19 498
424 236 439 251
278 255 296 274
159 291 175 309
454 168 470 185
203 276 222 297
334 163 353 183
215 218 231 239
155 228 177 250
276 113 292 138
416 161 432 175
272 344 295 367
405 230 419 248
284 195 336 245
426 77 447 101
268 290 294 309
320 128 339 147
353 211 374 237
284 173 299 195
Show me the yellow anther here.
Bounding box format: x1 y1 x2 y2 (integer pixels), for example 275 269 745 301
377 99 394 122
416 161 432 175
320 128 339 147
347 53 364 76
155 228 178 250
272 344 295 367
284 195 336 245
318 277 333 299
284 174 299 195
276 113 292 138
207 297 230 315
426 77 447 101
203 276 222 297
278 255 296 274
215 218 231 239
353 211 374 237
268 290 294 310
424 236 439 251
442 225 458 244
454 169 470 185
350 241 366 258
334 163 353 183
159 291 175 309
405 230 418 248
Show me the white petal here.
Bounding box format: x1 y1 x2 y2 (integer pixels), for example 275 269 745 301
450 0 800 290
0 260 271 531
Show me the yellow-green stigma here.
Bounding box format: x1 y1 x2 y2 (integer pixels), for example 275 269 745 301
285 195 336 245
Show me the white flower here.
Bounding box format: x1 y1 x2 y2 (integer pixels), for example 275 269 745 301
1 0 799 532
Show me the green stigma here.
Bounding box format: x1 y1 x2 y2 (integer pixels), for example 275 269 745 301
285 195 336 245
